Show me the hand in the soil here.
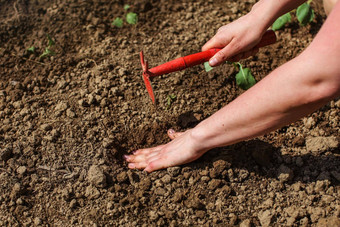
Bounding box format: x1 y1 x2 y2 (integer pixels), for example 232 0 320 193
202 13 265 67
124 129 208 172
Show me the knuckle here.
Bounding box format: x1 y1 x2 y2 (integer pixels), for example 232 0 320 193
219 50 230 62
230 41 242 52
147 162 155 170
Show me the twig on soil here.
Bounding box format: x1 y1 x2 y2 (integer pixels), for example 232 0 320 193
22 57 46 65
13 1 20 21
37 165 68 174
38 165 56 171
10 53 46 66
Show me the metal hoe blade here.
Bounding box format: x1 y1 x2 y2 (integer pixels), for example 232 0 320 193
140 51 156 104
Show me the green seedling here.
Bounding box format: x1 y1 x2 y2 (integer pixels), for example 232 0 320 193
272 13 291 31
204 61 255 90
124 4 130 10
39 48 55 59
166 94 176 109
39 34 56 60
27 46 35 53
271 1 314 30
126 12 138 25
112 17 123 28
204 62 214 72
47 34 55 46
297 2 314 26
233 62 256 90
112 5 138 28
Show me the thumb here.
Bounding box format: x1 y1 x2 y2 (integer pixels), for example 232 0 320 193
208 38 241 67
167 129 184 140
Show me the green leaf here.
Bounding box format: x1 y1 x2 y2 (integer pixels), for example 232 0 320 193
204 62 214 72
27 46 35 53
126 12 138 25
169 94 176 99
47 34 55 47
166 94 176 109
235 63 256 90
39 48 55 59
272 13 291 31
112 17 123 28
296 3 314 26
124 4 130 10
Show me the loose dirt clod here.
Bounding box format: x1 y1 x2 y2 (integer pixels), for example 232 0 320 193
87 165 107 188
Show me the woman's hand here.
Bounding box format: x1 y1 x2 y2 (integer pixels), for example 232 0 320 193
202 13 267 66
125 129 208 172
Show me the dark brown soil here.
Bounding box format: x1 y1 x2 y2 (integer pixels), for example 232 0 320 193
0 0 339 226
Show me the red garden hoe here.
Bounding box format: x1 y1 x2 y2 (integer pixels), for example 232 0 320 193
140 30 277 104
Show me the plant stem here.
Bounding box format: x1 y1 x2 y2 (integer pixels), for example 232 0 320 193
232 62 242 70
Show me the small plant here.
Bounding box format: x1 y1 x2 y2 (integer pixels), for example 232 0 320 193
204 62 214 72
126 12 138 25
233 62 256 90
166 94 176 109
272 13 292 31
112 4 138 28
272 1 314 31
112 17 123 28
39 34 56 60
296 2 315 26
204 61 255 90
123 4 130 10
27 46 36 53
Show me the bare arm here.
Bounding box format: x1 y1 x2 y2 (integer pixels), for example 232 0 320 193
194 1 340 149
203 0 307 66
126 2 340 172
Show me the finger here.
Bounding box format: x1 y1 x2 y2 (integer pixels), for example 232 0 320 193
128 151 162 170
128 161 148 170
144 156 171 173
167 129 184 140
202 33 232 52
125 146 164 162
131 144 165 156
125 153 148 163
209 38 242 67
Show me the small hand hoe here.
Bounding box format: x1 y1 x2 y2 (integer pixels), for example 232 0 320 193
140 30 277 104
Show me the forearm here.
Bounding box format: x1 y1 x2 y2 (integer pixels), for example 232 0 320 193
250 0 307 32
192 2 340 150
192 58 336 150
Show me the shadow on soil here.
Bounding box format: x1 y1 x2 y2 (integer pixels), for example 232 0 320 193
190 139 340 186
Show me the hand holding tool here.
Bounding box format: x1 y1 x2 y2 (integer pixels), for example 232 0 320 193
140 30 277 104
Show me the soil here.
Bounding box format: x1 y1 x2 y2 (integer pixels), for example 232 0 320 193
0 0 339 226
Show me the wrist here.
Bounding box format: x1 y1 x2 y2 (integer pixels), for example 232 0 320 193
189 123 215 152
249 0 277 32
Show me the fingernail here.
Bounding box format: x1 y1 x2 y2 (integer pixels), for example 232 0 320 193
168 129 175 134
209 57 217 66
128 163 135 169
123 155 130 161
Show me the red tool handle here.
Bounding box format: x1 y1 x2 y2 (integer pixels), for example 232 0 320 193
148 30 276 77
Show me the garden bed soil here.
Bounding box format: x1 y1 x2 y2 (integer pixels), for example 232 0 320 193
0 0 339 226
